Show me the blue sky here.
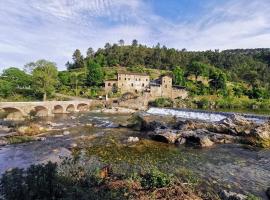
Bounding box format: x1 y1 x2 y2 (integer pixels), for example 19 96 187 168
1 0 270 71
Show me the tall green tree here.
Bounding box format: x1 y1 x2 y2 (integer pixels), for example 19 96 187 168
70 49 84 70
86 60 104 86
31 60 58 101
187 62 208 82
172 66 185 86
86 47 95 59
0 79 14 98
209 71 227 94
2 67 32 88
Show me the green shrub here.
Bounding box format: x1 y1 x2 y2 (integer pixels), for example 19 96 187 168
194 98 210 109
0 162 64 200
141 168 172 189
149 98 173 108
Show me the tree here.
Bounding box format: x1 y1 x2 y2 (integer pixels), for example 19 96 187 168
187 61 207 82
132 39 138 47
31 60 58 101
2 67 32 88
86 60 104 86
209 71 227 94
118 39 125 46
70 49 84 70
86 47 95 59
172 66 185 86
0 79 14 97
242 71 258 87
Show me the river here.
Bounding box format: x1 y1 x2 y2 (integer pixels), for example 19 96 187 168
0 110 269 199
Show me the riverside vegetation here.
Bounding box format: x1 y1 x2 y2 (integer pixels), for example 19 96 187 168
1 40 270 112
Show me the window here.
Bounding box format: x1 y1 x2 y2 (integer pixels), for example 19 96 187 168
146 79 148 81
119 77 121 80
142 83 145 87
165 85 167 88
128 78 130 81
136 78 137 81
139 79 141 81
131 83 134 87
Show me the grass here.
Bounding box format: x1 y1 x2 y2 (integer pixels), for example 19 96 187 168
6 135 36 144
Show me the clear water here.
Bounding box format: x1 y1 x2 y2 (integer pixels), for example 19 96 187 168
0 111 269 199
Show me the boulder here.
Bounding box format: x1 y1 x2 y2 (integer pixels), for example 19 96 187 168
219 190 247 200
149 129 178 143
216 114 254 135
127 136 140 143
176 137 186 145
180 129 214 147
248 121 270 148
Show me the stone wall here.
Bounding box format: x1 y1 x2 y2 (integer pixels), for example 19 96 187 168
105 80 118 93
172 88 188 99
117 73 150 94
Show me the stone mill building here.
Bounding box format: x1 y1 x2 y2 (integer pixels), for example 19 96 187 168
105 71 188 99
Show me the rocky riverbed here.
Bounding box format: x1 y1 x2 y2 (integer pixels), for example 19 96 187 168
0 108 269 199
125 111 270 149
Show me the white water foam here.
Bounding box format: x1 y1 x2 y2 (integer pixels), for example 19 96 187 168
147 108 227 122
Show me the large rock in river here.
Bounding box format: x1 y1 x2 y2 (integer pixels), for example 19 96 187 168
249 121 270 148
210 114 255 135
149 128 179 143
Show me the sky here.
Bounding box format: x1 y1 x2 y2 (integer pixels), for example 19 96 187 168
1 0 270 71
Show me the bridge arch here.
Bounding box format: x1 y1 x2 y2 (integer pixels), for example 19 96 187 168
53 105 64 114
66 104 75 113
32 106 49 117
1 107 25 120
77 103 88 111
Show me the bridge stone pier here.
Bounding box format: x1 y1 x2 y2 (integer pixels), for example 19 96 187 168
0 100 92 120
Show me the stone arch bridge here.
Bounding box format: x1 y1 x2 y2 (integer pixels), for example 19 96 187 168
0 100 93 120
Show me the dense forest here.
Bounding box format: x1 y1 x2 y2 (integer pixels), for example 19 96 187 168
67 40 270 86
1 40 270 110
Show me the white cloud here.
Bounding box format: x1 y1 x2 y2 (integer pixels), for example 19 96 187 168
0 0 270 71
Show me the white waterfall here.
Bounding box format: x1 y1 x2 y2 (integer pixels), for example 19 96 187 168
147 107 227 122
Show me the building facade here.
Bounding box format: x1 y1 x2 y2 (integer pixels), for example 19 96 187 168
105 72 188 99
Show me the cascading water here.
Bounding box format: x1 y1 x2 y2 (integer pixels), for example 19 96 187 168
147 107 227 122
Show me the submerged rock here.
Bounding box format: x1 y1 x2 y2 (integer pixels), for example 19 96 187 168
219 190 247 200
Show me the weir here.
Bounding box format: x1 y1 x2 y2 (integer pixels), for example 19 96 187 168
147 107 270 122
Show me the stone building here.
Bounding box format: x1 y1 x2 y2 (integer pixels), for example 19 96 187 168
105 72 188 99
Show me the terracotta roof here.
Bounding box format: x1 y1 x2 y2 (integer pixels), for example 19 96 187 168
117 71 149 76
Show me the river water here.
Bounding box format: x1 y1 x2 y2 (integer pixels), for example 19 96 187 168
0 110 269 199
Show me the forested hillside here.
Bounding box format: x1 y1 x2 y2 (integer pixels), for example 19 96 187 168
67 41 270 88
